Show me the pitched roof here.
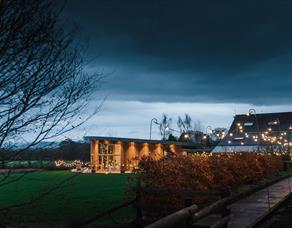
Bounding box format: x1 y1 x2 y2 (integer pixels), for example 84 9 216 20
216 111 292 147
84 136 201 147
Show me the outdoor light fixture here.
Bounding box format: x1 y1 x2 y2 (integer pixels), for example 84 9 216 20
149 117 159 140
248 109 256 115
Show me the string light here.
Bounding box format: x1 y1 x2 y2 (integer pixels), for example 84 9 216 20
54 160 89 168
225 116 292 153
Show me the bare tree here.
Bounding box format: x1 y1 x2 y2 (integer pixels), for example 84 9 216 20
177 114 193 133
0 1 103 225
193 120 203 132
0 0 101 158
183 114 192 131
159 114 172 140
177 116 185 133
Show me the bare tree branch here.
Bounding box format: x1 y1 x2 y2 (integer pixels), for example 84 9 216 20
0 0 102 153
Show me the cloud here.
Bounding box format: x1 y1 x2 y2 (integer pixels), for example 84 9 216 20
64 0 292 105
64 100 292 140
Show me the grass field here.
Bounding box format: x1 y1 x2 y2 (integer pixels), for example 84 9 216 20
0 171 136 227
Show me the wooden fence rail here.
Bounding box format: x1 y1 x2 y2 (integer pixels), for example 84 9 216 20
143 188 232 228
134 186 219 197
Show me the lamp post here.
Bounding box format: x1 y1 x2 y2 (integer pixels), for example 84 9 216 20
149 118 161 157
149 118 159 140
247 109 259 130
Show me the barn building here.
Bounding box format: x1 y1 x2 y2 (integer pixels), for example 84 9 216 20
213 112 292 152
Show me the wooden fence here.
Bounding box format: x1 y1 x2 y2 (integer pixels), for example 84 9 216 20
84 176 231 228
84 162 292 227
136 182 231 228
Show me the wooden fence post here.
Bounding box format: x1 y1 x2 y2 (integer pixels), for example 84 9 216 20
220 188 231 228
136 177 143 228
184 197 192 207
284 161 287 172
184 197 193 227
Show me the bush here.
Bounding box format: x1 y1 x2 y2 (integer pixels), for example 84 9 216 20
137 152 283 210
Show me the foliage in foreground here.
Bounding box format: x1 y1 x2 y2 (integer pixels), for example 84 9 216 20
138 153 284 209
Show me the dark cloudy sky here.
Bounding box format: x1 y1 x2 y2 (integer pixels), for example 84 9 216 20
62 0 292 139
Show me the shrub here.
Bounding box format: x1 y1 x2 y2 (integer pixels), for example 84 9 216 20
137 152 283 210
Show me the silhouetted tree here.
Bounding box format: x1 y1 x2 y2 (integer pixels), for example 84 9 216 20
0 2 102 222
177 116 185 133
167 134 177 142
0 0 101 159
177 114 194 133
58 139 90 161
159 114 172 140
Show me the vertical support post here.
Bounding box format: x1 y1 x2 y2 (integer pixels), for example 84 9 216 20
91 140 99 173
267 187 271 211
136 177 142 228
284 161 287 172
184 197 193 227
119 142 125 173
184 198 192 207
220 188 231 228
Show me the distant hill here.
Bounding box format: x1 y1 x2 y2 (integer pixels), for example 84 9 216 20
16 140 88 150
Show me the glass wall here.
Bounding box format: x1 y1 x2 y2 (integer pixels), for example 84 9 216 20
98 143 121 171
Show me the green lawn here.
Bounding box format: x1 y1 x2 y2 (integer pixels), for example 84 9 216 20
0 171 136 227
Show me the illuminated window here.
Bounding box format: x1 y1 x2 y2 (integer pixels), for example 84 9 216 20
234 137 244 141
244 122 253 127
98 143 121 170
268 121 279 126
